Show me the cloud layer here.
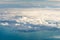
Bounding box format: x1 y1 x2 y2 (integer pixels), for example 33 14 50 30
0 0 60 8
0 8 60 28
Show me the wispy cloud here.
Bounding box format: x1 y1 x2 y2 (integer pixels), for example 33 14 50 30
48 0 60 1
0 0 60 8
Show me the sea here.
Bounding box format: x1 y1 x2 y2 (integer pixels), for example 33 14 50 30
0 25 60 40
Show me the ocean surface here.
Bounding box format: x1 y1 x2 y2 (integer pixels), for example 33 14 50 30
0 25 60 40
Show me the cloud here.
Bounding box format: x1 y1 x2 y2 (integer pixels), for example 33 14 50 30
50 36 60 38
0 8 60 27
0 0 47 3
48 0 60 1
0 0 60 8
0 0 47 8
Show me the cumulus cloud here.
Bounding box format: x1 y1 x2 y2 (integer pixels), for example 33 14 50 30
0 8 60 28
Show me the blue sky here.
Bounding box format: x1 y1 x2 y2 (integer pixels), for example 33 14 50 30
0 0 60 8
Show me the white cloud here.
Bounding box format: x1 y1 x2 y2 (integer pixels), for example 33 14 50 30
0 22 9 26
15 23 20 26
0 8 60 28
50 36 60 38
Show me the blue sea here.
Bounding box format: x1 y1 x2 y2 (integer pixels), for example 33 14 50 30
0 25 60 40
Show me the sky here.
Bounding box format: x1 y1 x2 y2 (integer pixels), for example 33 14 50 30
0 0 60 8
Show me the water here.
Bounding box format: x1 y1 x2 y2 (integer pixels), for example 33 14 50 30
0 25 60 40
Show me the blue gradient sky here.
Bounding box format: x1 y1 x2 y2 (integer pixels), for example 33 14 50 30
0 0 60 8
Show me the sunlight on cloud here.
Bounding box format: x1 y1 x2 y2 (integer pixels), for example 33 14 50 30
0 8 60 28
